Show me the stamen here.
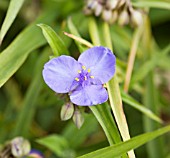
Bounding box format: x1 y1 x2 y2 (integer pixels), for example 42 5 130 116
75 77 79 81
78 70 81 73
82 65 86 70
84 76 87 80
87 69 91 73
90 76 94 79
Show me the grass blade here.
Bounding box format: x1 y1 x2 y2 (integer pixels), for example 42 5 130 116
37 23 69 56
67 18 86 52
77 124 170 158
12 49 49 137
0 0 25 43
36 134 70 157
132 1 170 10
90 103 122 145
0 11 57 87
88 17 100 46
124 27 143 92
121 91 163 124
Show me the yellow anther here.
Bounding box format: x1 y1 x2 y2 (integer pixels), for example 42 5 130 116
84 76 87 80
82 65 86 70
78 70 81 73
87 69 91 73
75 77 79 81
90 76 94 79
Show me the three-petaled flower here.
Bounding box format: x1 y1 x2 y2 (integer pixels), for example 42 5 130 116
43 46 116 106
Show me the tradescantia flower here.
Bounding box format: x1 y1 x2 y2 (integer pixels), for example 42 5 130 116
28 149 44 158
43 46 116 106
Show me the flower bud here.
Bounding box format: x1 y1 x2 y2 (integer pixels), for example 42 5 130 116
102 9 112 22
87 0 98 10
60 102 74 121
117 0 126 8
118 9 129 26
11 137 31 157
106 0 119 10
94 3 103 16
72 107 84 129
109 11 118 24
130 10 143 27
83 7 93 15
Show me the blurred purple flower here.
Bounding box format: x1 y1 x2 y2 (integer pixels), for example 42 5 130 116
43 46 116 106
28 149 44 158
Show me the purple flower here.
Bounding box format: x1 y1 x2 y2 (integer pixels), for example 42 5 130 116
28 149 44 158
43 46 116 106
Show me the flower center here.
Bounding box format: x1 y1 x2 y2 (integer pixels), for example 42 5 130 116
74 65 94 86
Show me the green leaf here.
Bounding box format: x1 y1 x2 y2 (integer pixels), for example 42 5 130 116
132 1 170 10
12 49 49 137
88 17 101 46
37 23 69 56
77 124 170 158
36 134 70 157
121 91 163 124
90 103 122 145
0 11 57 87
0 0 25 43
67 18 85 52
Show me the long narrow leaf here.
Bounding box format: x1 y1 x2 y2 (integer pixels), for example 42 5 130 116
12 49 49 137
0 11 57 87
90 103 122 145
0 0 25 43
132 1 170 10
77 124 170 158
67 18 85 52
121 91 163 124
36 134 70 157
37 23 69 56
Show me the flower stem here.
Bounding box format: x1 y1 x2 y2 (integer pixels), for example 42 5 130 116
63 31 93 48
124 26 143 92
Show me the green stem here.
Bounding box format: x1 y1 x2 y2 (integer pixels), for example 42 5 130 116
88 17 101 46
124 26 143 92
